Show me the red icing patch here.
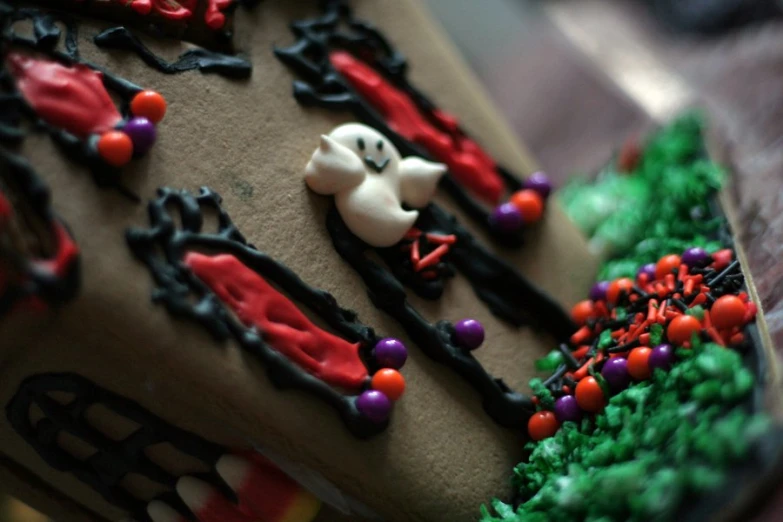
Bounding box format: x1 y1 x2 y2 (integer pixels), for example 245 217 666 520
184 252 368 390
330 50 505 204
7 53 121 139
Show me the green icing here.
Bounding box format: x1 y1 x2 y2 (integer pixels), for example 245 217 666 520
559 113 725 280
481 343 769 522
480 115 770 522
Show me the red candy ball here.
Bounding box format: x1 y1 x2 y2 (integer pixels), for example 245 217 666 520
607 278 634 305
570 300 595 326
97 131 133 167
712 249 733 271
627 347 652 380
509 189 544 224
371 369 406 401
667 315 702 345
528 410 559 441
655 254 682 280
575 377 606 413
130 90 167 123
711 295 746 330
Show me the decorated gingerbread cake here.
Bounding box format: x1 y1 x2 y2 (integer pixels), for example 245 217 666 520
0 1 779 522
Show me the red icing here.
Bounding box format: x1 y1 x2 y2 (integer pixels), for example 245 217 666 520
120 0 229 28
7 53 121 139
205 0 233 29
184 252 368 390
329 50 505 204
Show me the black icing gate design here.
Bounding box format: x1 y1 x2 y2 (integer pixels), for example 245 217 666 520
275 1 529 247
126 187 387 438
6 372 231 522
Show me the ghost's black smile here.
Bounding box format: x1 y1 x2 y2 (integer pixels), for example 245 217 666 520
364 156 390 173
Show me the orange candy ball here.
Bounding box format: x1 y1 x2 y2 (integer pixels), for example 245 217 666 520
130 90 167 124
371 369 406 401
527 411 559 441
509 189 544 224
655 254 682 280
711 295 747 330
570 300 595 326
667 315 702 345
575 376 606 413
607 278 634 305
97 131 133 167
627 347 652 380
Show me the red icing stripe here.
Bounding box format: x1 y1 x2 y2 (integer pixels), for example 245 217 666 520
329 50 504 204
184 252 368 389
7 53 121 139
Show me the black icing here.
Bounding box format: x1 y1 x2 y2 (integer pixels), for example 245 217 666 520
94 26 252 79
0 3 144 198
126 187 388 438
275 1 528 247
327 202 581 428
0 150 80 318
6 372 231 522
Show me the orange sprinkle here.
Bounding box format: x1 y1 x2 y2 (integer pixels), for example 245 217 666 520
573 357 595 381
404 229 422 239
571 326 592 345
730 332 745 344
416 244 449 271
562 385 571 394
647 300 658 322
690 293 707 307
572 346 590 359
664 310 680 321
700 285 711 293
425 233 457 245
684 279 695 296
411 240 421 265
639 333 651 346
707 326 725 346
657 304 667 323
611 329 626 339
738 292 749 302
678 264 689 281
665 274 676 292
703 310 712 329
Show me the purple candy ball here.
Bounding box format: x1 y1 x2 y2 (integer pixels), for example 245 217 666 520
454 318 485 350
356 390 392 423
374 338 408 369
601 357 630 392
554 395 582 423
636 263 656 281
122 117 157 156
681 247 710 268
649 344 675 372
490 203 523 233
523 171 553 199
589 281 611 302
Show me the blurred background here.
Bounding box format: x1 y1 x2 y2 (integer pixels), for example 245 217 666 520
4 0 783 519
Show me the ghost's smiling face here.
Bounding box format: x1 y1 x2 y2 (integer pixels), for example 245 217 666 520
327 124 400 176
305 123 446 247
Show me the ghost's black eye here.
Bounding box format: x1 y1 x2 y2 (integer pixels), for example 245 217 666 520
357 137 365 151
376 140 384 151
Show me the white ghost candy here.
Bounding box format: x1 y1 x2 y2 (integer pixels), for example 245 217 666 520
305 123 446 247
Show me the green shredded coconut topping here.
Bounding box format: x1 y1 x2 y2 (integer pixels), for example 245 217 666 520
481 343 769 522
480 114 771 522
559 113 725 280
